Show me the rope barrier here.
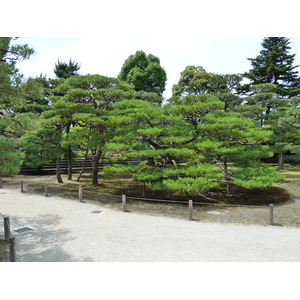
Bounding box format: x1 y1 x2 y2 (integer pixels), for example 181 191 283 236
42 184 123 199
32 181 265 208
3 179 275 209
2 178 300 228
124 195 265 208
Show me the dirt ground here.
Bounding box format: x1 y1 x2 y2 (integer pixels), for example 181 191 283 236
1 166 300 227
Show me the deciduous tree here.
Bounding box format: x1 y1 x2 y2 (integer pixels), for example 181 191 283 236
118 50 167 96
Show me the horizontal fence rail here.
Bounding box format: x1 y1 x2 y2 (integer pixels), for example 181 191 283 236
20 156 143 174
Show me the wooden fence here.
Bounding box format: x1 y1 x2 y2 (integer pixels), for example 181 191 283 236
20 156 142 175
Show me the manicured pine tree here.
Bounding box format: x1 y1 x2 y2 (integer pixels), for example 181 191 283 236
50 74 135 185
104 93 284 198
104 94 224 197
195 110 284 195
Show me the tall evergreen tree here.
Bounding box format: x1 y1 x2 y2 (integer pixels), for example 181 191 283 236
54 58 80 79
238 37 300 97
52 59 81 180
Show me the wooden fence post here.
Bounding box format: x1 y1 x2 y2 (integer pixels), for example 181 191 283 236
79 187 83 202
189 200 193 221
45 183 48 197
9 237 16 262
21 180 24 193
122 194 126 212
269 204 274 225
4 216 10 242
0 178 2 189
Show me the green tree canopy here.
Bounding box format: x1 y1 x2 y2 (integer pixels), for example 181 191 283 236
238 37 300 97
0 38 34 113
104 93 283 197
53 58 80 79
118 50 167 95
0 138 23 176
46 74 135 185
172 66 242 98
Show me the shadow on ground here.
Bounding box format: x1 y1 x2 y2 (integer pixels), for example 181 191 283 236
11 214 93 262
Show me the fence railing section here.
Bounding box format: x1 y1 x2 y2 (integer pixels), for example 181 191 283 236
20 156 143 174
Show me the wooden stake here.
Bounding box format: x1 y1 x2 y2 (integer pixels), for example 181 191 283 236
45 183 48 197
189 200 193 221
122 194 126 212
21 180 24 193
4 216 10 242
269 204 274 225
9 237 16 262
79 187 83 202
0 178 2 189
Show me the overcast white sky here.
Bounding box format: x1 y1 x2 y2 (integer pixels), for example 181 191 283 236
13 36 300 99
4 0 300 100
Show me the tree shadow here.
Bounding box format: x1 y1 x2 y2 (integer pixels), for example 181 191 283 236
11 214 94 262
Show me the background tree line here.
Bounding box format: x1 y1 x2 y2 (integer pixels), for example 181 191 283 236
1 37 300 198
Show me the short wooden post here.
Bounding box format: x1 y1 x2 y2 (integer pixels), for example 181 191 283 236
45 183 48 197
21 180 24 193
189 200 193 221
0 178 2 189
269 204 274 225
79 187 83 202
122 194 126 212
4 216 11 242
9 237 16 262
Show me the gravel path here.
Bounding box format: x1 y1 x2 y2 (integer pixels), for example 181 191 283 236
1 188 300 262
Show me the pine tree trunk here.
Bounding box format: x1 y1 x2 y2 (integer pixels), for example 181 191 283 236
226 180 230 197
77 148 89 182
223 160 230 196
278 152 284 170
67 146 72 180
56 156 63 183
77 126 92 182
92 148 102 186
142 181 146 197
66 123 72 180
55 125 63 184
92 127 105 186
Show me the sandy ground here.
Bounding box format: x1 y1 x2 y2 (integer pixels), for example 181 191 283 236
1 188 300 262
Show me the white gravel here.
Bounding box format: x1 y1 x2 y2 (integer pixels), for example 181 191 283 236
1 188 300 262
